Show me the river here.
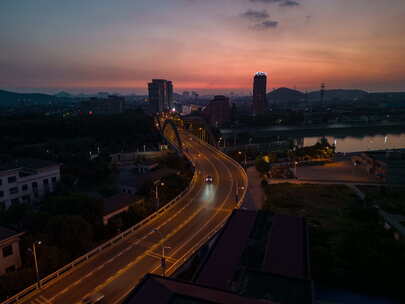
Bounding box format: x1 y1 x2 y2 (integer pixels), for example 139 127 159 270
304 133 405 153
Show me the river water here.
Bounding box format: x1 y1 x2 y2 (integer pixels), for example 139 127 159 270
304 133 405 153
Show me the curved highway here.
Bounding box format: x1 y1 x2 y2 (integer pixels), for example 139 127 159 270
21 129 248 304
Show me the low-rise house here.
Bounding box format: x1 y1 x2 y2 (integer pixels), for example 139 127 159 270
0 226 24 275
119 168 177 195
0 159 60 208
123 210 313 304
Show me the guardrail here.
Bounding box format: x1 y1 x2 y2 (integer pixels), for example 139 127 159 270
2 129 246 304
1 135 198 304
166 133 249 276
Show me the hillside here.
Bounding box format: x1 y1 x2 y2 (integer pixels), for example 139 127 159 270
0 90 56 107
267 87 305 102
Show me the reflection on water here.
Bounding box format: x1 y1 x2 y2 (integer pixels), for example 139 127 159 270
317 287 400 304
304 133 405 153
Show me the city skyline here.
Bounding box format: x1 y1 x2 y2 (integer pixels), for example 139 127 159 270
1 0 405 93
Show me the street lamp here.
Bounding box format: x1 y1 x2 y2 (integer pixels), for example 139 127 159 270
235 184 246 203
154 180 165 210
238 151 247 168
294 161 298 178
152 228 170 277
198 128 203 141
217 137 223 148
32 241 42 289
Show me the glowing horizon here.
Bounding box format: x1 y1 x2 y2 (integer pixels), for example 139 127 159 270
1 0 405 94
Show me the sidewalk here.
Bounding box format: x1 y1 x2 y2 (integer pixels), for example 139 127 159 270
242 166 266 210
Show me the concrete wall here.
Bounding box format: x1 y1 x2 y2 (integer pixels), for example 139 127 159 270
0 236 22 276
0 166 60 208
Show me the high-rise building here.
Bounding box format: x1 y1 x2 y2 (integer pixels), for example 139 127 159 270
202 95 231 126
253 72 268 116
148 79 173 113
167 81 173 110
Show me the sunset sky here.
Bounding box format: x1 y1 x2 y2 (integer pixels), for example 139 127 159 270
1 0 405 94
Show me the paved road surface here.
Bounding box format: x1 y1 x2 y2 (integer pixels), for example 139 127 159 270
22 130 247 304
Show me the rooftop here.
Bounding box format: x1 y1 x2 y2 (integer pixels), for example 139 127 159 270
103 193 142 216
119 168 177 187
124 274 274 304
196 209 257 289
0 158 59 172
195 210 313 304
0 226 22 242
263 214 309 279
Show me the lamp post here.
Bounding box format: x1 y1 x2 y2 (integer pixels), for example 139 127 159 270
217 137 223 149
198 128 203 141
152 228 170 277
32 241 42 289
154 180 165 210
235 183 245 204
238 151 247 169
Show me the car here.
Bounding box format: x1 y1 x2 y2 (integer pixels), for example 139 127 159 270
82 293 105 304
205 176 213 183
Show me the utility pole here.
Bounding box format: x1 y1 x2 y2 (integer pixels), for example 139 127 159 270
320 83 326 107
152 229 170 277
154 180 165 210
32 241 42 289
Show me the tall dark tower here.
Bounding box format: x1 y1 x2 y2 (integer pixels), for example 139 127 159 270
320 83 326 107
148 79 173 113
253 72 267 116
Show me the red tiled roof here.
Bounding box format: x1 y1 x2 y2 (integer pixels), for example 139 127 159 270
125 274 274 304
196 209 257 289
263 214 308 279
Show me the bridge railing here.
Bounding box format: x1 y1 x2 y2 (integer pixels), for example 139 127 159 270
164 133 249 277
2 128 244 304
1 136 197 304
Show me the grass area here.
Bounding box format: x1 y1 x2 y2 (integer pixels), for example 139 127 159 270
357 185 405 216
263 183 358 230
263 183 405 301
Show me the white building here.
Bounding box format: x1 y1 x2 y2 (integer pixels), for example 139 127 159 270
0 159 61 208
0 226 24 275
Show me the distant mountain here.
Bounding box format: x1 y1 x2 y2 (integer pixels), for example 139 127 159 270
0 89 57 107
266 88 370 103
308 89 368 101
267 87 305 102
54 91 73 98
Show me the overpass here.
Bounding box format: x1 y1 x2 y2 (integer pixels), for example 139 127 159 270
3 120 248 304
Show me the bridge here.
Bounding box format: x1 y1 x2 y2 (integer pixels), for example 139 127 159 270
3 117 248 304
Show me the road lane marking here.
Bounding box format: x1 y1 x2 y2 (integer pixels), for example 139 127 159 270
42 135 244 304
112 139 239 303
160 149 235 276
145 251 177 263
48 143 209 302
39 296 52 303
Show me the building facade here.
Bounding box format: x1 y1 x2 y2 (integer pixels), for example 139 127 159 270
202 95 231 126
148 79 174 113
253 72 268 116
0 227 24 275
0 159 61 208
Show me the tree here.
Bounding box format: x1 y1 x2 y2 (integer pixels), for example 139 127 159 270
255 157 271 175
46 215 93 257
